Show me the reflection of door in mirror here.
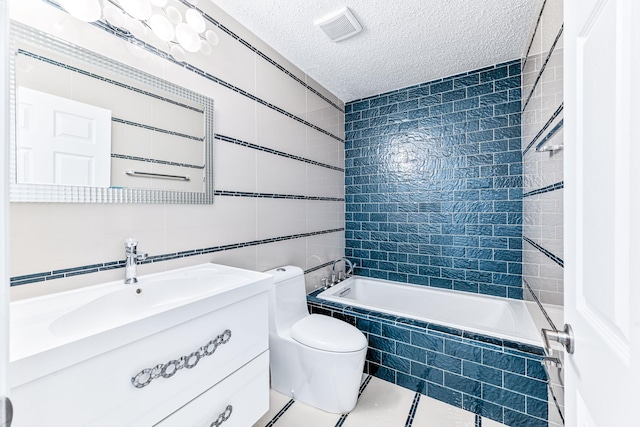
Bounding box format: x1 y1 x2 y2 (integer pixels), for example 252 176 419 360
17 86 112 187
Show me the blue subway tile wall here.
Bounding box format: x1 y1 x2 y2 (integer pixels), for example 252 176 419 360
308 293 548 427
345 60 523 299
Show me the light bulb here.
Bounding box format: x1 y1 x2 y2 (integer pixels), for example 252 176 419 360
200 40 212 55
175 23 201 53
149 14 175 42
119 0 153 21
170 44 186 62
166 6 182 24
205 30 219 46
125 15 148 39
58 0 101 22
185 8 206 33
103 3 126 28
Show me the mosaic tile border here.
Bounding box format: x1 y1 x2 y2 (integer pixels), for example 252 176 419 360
523 103 563 155
522 25 564 112
404 393 421 427
523 278 558 332
111 154 204 170
17 48 203 113
112 117 203 141
264 399 295 427
523 236 564 268
9 228 344 286
213 190 344 202
43 0 345 143
304 260 336 274
215 134 344 172
522 0 548 73
175 0 344 114
523 181 563 198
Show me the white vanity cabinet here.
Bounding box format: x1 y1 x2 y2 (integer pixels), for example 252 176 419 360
9 264 272 427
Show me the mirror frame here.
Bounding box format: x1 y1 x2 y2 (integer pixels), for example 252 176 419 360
9 22 215 204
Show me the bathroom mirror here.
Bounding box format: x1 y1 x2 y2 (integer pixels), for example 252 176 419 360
9 22 215 203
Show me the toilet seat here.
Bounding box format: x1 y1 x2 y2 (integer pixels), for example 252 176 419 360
290 314 367 353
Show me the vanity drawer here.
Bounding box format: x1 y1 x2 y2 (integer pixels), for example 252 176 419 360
10 292 268 427
155 351 269 427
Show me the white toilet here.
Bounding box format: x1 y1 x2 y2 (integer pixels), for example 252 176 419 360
266 265 368 414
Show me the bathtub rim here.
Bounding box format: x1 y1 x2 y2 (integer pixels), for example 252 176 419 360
312 276 545 351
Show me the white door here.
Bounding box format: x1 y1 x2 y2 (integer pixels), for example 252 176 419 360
16 86 112 187
0 2 12 426
564 0 640 426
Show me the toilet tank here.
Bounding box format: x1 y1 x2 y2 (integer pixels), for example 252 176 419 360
265 266 310 334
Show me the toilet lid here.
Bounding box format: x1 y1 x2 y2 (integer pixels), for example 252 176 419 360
290 314 367 353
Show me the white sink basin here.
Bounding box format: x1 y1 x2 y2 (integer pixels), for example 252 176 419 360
49 273 250 336
10 263 273 387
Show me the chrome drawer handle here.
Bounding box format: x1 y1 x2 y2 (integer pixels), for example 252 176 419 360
131 329 232 388
210 405 233 427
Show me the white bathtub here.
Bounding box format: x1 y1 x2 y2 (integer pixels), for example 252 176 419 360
317 276 543 347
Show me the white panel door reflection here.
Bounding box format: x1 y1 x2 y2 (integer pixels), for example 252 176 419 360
17 86 111 187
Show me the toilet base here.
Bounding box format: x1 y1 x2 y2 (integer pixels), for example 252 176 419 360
270 333 367 414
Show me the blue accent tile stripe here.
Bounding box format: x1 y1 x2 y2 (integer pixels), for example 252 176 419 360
213 190 344 202
522 0 548 72
17 49 203 113
522 236 564 268
523 278 558 332
522 25 564 112
523 181 564 198
264 399 295 427
42 1 344 142
10 228 344 286
523 103 563 155
404 393 421 427
305 260 337 275
112 117 203 141
111 154 204 170
215 134 344 172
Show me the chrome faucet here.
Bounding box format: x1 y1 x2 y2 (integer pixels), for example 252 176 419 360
124 238 148 284
330 257 355 285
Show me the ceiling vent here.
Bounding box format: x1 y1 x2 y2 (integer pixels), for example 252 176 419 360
314 7 362 42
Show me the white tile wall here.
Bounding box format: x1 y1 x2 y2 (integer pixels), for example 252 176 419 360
521 0 564 307
9 0 345 300
521 1 565 424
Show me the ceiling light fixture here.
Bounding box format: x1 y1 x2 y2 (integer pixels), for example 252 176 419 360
54 0 220 62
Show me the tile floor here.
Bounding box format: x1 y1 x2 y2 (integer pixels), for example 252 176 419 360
254 376 510 427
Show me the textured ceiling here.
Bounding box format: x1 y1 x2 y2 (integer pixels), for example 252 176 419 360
209 0 540 102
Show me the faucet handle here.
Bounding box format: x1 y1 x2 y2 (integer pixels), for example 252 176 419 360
125 238 138 249
136 252 148 262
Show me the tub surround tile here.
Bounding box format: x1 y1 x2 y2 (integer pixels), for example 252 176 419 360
308 295 548 427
